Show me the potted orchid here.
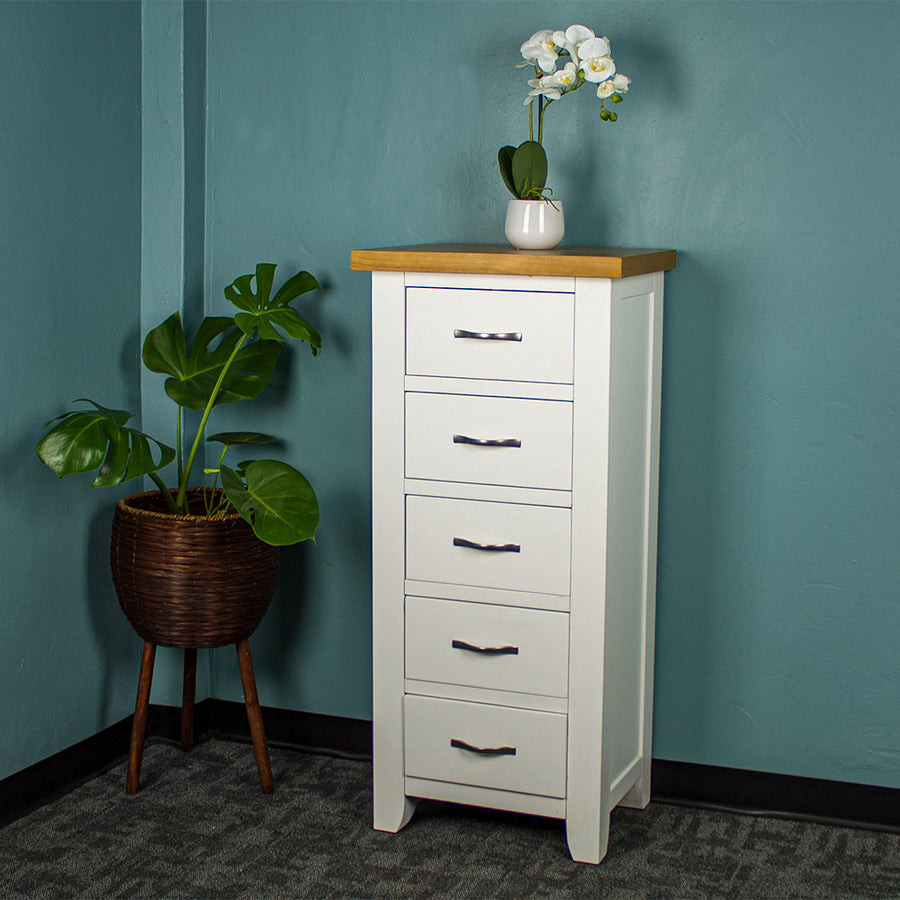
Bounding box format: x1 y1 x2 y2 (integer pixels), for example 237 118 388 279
499 25 631 248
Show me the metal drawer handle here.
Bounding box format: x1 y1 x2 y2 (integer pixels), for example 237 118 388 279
453 537 521 553
450 738 517 757
453 329 523 342
452 639 519 656
453 434 522 448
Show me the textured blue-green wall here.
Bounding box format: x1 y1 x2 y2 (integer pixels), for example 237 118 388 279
0 1 142 779
2 0 897 795
203 0 900 789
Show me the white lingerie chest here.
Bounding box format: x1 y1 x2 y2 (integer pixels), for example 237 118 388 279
352 244 676 864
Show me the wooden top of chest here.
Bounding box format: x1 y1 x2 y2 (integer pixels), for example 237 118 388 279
351 244 676 279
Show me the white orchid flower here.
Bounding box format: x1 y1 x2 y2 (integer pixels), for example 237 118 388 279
551 24 595 60
525 77 563 104
613 73 631 94
510 24 632 145
546 62 579 90
519 29 559 73
564 24 595 46
582 55 616 83
576 36 610 65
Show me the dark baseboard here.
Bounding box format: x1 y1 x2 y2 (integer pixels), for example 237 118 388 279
652 758 900 833
0 701 370 828
4 706 898 835
147 697 215 745
146 698 372 760
0 716 133 828
207 700 373 760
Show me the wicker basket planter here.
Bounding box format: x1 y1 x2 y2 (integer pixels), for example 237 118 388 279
110 489 279 648
110 489 280 795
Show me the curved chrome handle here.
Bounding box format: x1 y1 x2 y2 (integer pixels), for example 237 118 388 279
453 329 522 342
453 537 520 553
452 639 519 656
450 738 517 757
453 434 522 448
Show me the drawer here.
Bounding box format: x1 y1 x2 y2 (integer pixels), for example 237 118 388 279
406 496 571 596
404 695 567 798
405 596 569 697
406 288 574 383
405 392 573 490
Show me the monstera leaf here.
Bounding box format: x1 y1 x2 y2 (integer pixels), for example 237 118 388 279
36 400 175 487
207 431 275 447
142 312 283 411
35 263 324 544
225 263 322 353
220 459 319 546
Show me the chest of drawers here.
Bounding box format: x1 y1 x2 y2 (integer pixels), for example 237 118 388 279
352 244 676 864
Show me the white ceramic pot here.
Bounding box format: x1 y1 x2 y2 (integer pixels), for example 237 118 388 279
504 199 565 250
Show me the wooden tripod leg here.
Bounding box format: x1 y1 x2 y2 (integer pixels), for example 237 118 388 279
236 638 274 794
181 648 197 752
127 641 157 795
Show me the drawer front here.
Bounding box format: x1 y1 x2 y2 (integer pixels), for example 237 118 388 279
404 695 567 797
405 596 569 697
406 496 572 596
406 288 574 383
405 392 573 490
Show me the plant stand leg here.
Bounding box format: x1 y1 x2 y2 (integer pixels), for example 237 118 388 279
127 641 157 795
235 638 274 794
181 648 197 752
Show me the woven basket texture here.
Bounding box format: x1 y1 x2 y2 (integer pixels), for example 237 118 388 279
110 489 278 648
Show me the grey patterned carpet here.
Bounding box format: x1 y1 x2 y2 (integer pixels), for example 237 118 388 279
1 740 898 899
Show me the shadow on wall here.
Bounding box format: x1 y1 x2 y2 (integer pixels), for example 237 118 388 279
261 538 317 682
87 502 141 725
90 325 146 721
260 477 373 681
655 251 727 750
552 29 683 244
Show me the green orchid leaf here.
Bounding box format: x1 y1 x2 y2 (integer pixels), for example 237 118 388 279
225 264 322 354
142 312 284 411
498 145 518 198
207 432 275 446
36 400 175 487
221 460 319 546
511 140 548 199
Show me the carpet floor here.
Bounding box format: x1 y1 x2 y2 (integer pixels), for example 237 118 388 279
1 740 898 899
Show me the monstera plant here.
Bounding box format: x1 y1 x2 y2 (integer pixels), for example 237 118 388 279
36 263 321 546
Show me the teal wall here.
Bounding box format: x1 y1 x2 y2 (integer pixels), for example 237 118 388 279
201 0 900 788
2 0 898 794
0 1 142 779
